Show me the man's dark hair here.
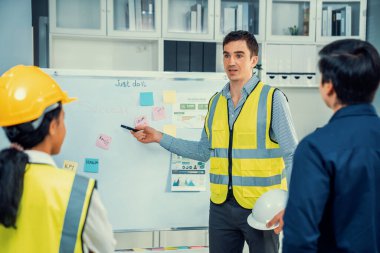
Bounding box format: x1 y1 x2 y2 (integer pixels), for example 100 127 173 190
223 30 259 57
319 39 380 104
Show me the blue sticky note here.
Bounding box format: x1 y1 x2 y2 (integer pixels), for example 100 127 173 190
84 158 99 173
140 92 154 106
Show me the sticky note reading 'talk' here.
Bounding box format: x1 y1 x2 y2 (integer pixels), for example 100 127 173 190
152 106 166 121
163 124 176 137
84 158 99 173
139 92 154 106
163 90 176 104
96 134 112 150
63 160 78 172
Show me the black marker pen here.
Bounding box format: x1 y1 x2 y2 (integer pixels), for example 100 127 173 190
120 124 138 132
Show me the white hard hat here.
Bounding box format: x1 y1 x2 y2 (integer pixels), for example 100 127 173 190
247 189 288 230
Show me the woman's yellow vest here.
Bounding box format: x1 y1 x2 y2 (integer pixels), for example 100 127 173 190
0 163 95 253
205 82 287 209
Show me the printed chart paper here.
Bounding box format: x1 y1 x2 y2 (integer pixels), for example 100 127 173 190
172 93 211 128
170 154 206 191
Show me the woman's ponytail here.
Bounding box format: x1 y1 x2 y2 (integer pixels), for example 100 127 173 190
0 148 28 228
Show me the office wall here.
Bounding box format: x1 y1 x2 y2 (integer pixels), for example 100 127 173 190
0 0 33 75
366 0 380 110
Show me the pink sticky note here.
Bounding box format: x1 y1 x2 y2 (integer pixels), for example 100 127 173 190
96 134 112 150
152 106 166 121
135 115 149 128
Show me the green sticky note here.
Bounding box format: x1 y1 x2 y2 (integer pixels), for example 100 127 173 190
140 92 154 106
84 158 99 173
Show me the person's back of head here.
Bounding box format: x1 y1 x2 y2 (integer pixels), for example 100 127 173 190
223 30 259 57
318 39 380 105
0 65 75 228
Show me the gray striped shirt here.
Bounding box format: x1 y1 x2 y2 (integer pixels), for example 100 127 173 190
160 75 298 186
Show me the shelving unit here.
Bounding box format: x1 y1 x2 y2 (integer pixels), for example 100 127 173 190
48 0 367 86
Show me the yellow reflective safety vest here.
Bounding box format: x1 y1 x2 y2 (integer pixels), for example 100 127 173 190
0 163 95 253
205 82 287 209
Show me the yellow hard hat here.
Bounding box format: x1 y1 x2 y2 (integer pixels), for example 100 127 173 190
0 65 76 127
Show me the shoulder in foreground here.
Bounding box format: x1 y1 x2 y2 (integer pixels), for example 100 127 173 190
297 124 329 149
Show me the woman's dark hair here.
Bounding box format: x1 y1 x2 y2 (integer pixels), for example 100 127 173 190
319 39 380 104
0 103 62 228
223 30 259 58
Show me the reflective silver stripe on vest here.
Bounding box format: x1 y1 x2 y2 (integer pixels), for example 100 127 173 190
211 147 283 158
282 168 286 179
257 85 271 149
207 92 222 145
59 175 90 253
210 174 282 186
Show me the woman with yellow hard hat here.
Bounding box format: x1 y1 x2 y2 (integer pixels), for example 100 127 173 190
0 65 115 253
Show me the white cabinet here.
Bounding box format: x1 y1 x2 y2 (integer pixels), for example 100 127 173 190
48 0 367 86
108 0 161 38
214 0 266 41
315 0 366 43
162 0 214 40
264 44 317 87
162 0 266 41
49 0 107 36
49 0 162 71
262 0 366 86
50 0 161 37
266 0 366 43
266 0 317 42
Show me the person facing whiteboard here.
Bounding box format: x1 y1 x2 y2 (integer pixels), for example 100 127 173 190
131 31 298 253
0 66 116 253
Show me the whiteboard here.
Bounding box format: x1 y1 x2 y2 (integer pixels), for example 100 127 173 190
0 69 332 230
48 70 225 230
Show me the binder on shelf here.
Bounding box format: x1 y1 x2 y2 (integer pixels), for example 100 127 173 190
322 9 328 36
191 3 202 33
242 2 249 31
248 3 256 33
303 7 310 35
187 11 197 32
141 0 154 30
125 8 129 30
164 41 177 71
236 4 243 30
203 42 216 72
135 0 142 30
322 6 332 36
128 0 136 31
339 5 352 36
190 42 203 72
223 7 236 34
177 41 190 72
332 9 342 36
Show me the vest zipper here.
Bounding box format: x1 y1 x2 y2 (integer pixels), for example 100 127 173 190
228 128 233 190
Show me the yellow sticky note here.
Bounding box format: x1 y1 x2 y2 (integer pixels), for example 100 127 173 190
164 247 177 250
163 124 176 137
132 248 147 252
63 160 78 172
163 90 176 104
